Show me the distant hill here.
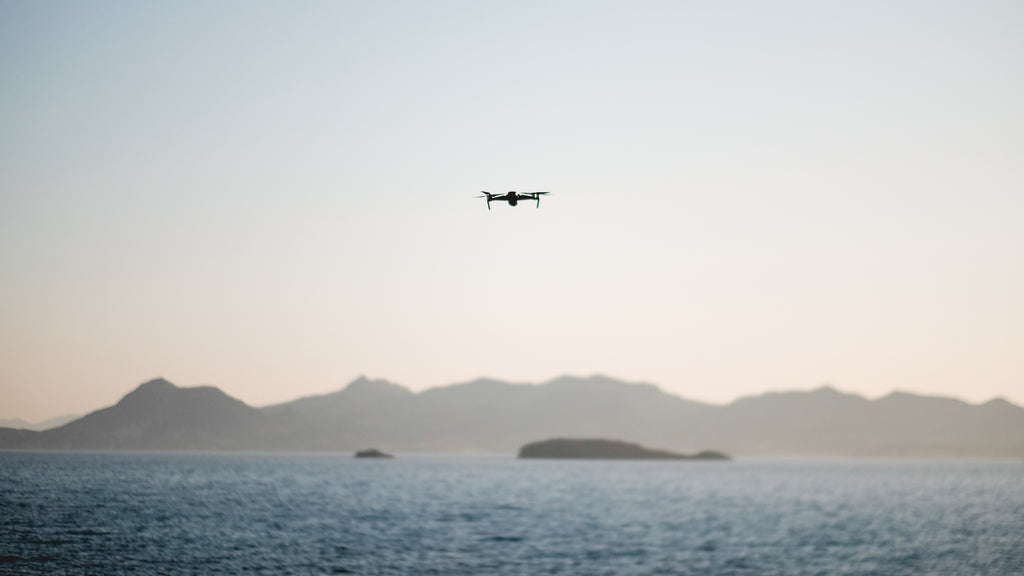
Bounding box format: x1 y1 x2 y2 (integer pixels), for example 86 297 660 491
2 376 1022 457
0 414 79 431
3 378 280 451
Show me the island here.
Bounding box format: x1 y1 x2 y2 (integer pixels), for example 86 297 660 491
517 438 730 460
354 448 394 458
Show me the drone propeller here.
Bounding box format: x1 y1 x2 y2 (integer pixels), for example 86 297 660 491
475 192 492 210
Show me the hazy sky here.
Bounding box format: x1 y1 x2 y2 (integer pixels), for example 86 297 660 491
2 1 1022 421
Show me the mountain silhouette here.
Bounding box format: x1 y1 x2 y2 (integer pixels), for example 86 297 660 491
1 376 1021 456
3 378 274 450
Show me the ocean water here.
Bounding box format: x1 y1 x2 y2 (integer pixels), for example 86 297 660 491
1 453 1021 575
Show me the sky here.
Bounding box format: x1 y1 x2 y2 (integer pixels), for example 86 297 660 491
1 0 1022 421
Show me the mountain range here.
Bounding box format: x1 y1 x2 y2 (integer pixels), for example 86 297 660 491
2 375 1021 457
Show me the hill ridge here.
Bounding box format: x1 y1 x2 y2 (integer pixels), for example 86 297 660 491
2 376 1020 456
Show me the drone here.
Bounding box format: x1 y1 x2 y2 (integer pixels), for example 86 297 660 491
476 191 550 210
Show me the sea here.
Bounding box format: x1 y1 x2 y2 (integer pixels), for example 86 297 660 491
1 452 1021 575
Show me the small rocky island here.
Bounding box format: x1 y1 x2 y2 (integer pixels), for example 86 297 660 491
518 438 730 461
354 448 394 458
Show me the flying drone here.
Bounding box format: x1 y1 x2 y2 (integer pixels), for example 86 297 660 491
476 191 550 210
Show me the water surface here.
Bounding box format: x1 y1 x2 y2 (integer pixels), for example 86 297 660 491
2 453 1021 575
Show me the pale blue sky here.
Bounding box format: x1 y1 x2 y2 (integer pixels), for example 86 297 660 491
2 1 1022 420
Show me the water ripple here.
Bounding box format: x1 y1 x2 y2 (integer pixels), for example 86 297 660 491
1 453 1022 575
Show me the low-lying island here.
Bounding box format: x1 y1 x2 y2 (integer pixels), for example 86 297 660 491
518 438 729 460
354 448 394 458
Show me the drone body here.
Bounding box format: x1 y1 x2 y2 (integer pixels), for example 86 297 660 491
477 191 550 210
